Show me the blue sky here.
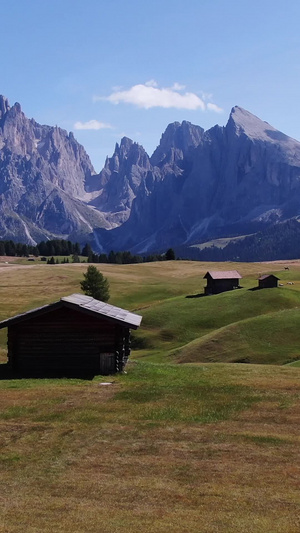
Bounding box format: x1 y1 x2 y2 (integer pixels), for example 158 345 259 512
1 0 300 171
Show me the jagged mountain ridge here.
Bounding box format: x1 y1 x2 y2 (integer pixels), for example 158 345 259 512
87 137 153 227
0 96 111 243
1 94 300 254
99 106 300 253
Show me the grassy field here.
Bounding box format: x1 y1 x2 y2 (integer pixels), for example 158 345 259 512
1 258 300 364
1 362 300 532
0 259 300 531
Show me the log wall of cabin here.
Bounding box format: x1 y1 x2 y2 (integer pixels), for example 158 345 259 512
7 307 128 375
205 278 240 295
259 278 278 289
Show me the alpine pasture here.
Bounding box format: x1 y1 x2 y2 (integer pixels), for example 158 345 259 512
0 259 299 533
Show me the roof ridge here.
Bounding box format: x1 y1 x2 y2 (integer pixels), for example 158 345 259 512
0 294 142 330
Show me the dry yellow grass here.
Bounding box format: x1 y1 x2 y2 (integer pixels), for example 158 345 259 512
0 363 300 533
0 261 300 532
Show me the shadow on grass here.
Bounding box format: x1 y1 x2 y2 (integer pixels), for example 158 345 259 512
0 363 96 380
186 287 246 298
185 293 205 299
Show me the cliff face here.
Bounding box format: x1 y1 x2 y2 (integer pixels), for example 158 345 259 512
86 137 154 226
1 95 300 253
103 107 300 253
0 95 109 243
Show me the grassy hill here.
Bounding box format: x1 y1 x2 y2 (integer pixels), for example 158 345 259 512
173 307 300 365
132 287 300 364
0 259 300 366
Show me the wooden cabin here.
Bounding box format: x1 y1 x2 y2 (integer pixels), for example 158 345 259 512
0 294 142 376
204 270 242 295
258 274 279 289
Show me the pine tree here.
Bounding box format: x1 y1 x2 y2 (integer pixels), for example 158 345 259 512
165 248 176 260
82 243 93 257
72 253 80 263
80 265 110 302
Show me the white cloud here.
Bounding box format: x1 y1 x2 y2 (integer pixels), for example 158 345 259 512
74 120 112 131
207 103 223 113
201 91 213 101
171 82 186 91
145 79 158 87
96 82 222 112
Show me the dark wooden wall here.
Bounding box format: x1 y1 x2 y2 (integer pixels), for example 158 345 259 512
205 278 240 295
7 307 130 376
259 278 278 289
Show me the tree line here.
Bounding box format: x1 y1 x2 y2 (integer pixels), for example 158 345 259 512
0 238 176 263
0 239 81 258
179 219 300 262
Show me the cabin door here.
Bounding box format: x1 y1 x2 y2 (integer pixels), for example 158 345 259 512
99 352 116 375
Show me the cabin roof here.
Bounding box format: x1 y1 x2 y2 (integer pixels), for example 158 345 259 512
0 293 142 330
258 274 279 281
203 270 242 280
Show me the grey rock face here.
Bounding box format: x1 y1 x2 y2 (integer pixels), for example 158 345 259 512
102 107 300 253
2 94 300 253
0 95 109 243
86 137 152 226
150 120 204 168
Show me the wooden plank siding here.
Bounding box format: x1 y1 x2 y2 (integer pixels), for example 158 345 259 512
204 271 242 295
258 275 279 289
8 307 122 375
1 294 142 376
204 278 240 295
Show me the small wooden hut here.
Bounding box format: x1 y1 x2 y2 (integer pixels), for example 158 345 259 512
0 294 142 376
258 274 279 289
204 270 242 295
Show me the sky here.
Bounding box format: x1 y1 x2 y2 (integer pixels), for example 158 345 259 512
1 0 300 172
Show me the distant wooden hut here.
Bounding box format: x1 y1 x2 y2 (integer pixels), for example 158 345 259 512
258 274 279 289
203 270 242 295
0 294 142 376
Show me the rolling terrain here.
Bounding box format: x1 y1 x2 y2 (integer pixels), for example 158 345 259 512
0 259 300 532
0 258 300 365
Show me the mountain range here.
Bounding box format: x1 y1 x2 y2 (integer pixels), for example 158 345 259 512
1 94 300 257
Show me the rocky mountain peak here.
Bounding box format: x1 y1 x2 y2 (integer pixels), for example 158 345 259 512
0 95 10 119
0 94 107 244
2 95 300 258
227 106 282 142
119 136 134 152
226 106 300 168
10 101 22 116
113 137 149 167
151 120 204 167
88 135 151 225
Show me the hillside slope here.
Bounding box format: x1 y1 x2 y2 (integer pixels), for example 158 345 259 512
174 307 300 365
132 285 300 364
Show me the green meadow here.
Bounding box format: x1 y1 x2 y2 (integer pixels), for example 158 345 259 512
0 259 300 532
